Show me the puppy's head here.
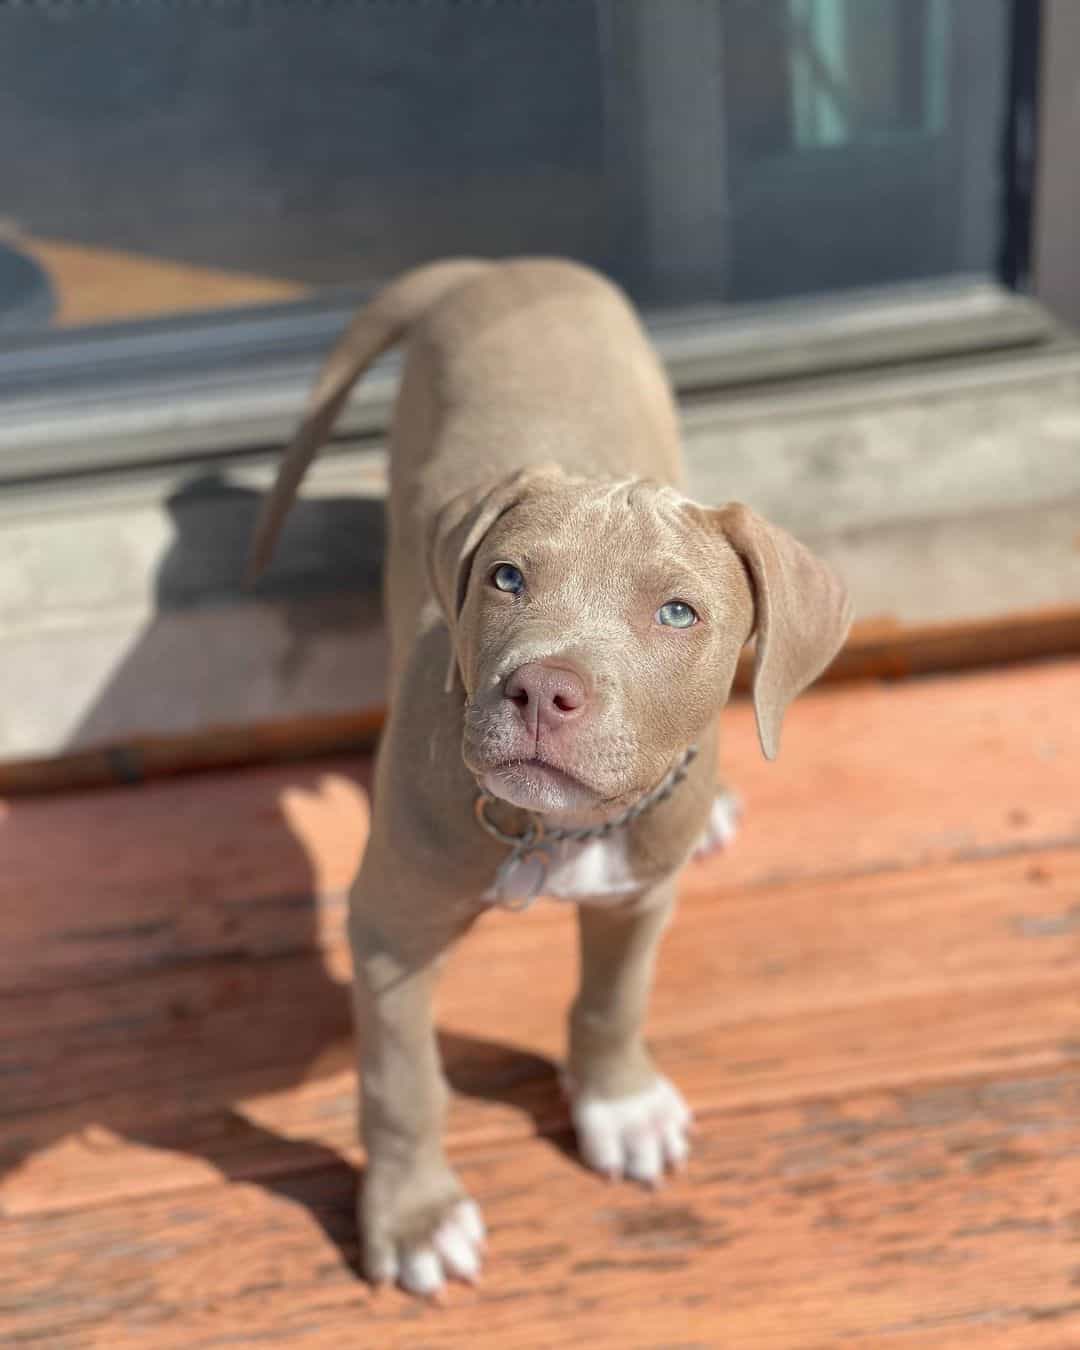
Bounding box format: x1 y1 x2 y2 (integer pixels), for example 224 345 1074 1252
429 464 852 818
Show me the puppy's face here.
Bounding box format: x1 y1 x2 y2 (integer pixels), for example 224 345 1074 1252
448 478 750 816
432 469 852 820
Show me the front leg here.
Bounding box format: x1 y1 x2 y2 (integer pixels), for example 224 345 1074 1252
567 879 691 1185
351 886 483 1296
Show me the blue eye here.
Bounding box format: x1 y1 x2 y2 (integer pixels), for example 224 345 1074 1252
492 563 525 595
657 600 698 628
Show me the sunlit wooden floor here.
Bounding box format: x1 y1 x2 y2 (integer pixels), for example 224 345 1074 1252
3 660 1079 1348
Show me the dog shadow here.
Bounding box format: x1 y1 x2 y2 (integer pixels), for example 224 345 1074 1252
2 757 569 1280
251 1030 570 1277
2 468 572 1281
71 469 388 755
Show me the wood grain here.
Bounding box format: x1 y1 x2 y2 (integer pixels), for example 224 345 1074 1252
1 661 1079 1345
3 844 1078 1218
3 659 1077 994
2 1070 1077 1348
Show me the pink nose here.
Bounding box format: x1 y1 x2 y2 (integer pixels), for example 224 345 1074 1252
504 661 588 732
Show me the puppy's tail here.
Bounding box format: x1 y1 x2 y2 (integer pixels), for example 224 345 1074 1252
246 258 491 581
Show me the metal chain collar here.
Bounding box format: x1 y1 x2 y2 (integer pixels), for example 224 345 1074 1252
474 745 698 911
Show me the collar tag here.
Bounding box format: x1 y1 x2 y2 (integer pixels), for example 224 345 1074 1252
493 845 553 911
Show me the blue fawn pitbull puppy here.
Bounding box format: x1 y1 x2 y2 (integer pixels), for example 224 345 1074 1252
250 258 852 1296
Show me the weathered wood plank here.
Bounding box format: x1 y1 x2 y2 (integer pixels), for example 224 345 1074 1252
0 761 370 994
3 845 1077 1217
2 661 1078 995
3 661 1079 1346
2 1068 1077 1348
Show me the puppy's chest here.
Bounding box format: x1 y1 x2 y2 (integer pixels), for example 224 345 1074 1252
481 833 641 907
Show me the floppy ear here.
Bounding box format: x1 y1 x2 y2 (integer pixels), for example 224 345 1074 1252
714 503 853 761
427 463 564 692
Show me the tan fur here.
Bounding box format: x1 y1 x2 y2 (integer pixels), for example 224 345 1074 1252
250 257 853 1292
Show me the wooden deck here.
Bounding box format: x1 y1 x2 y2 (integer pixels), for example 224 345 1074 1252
2 660 1079 1348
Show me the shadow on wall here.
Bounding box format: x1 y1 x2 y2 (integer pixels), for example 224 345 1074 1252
70 469 389 756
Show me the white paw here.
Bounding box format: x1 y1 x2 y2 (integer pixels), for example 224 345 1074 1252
571 1076 692 1185
369 1199 486 1296
693 789 741 860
